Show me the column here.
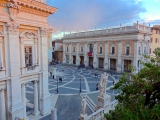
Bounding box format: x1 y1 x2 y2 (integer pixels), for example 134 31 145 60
0 39 3 67
20 39 25 67
69 43 72 64
104 41 109 69
122 59 124 72
21 83 28 120
108 58 110 70
133 39 139 74
34 39 38 65
141 40 144 69
76 43 80 65
33 80 40 115
84 43 88 66
39 28 51 115
117 40 122 72
0 88 6 120
6 22 24 119
93 42 98 68
63 44 65 63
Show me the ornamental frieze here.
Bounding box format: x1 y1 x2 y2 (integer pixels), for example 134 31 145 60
7 0 21 21
40 28 52 36
6 22 19 35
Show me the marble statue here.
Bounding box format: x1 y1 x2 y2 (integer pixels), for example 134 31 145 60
99 72 109 98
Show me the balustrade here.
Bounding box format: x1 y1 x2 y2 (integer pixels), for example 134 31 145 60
21 65 39 75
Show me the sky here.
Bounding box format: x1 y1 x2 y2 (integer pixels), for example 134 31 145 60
46 0 160 39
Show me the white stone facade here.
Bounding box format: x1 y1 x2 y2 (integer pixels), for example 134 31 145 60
0 0 57 120
62 24 152 73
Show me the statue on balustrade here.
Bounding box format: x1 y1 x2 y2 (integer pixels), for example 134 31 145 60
99 72 109 98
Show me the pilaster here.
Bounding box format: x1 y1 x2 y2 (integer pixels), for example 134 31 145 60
133 39 139 74
0 88 6 120
63 44 66 63
76 43 80 65
39 27 51 115
84 43 88 66
117 40 122 72
104 41 108 69
93 42 98 68
6 22 24 119
69 43 72 64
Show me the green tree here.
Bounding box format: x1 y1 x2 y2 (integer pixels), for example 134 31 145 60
105 47 160 120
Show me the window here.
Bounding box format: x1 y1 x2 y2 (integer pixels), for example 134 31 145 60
155 38 158 43
111 47 115 54
81 47 83 52
100 46 102 54
156 30 159 34
151 38 152 43
25 46 32 67
66 46 68 52
150 48 151 54
126 46 130 55
73 47 75 52
144 47 146 54
139 47 141 55
89 44 93 53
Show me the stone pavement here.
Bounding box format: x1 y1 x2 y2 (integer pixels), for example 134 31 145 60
25 64 122 120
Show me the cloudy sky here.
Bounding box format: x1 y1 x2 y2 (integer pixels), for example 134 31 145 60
46 0 160 39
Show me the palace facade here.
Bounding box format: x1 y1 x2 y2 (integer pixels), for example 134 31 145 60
62 23 151 73
0 0 57 120
150 25 160 56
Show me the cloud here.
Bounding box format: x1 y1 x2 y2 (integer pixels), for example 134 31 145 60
47 0 146 32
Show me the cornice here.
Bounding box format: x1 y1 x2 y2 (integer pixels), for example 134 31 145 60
7 0 58 14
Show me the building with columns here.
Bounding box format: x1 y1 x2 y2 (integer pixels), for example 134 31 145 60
62 23 151 73
0 0 57 120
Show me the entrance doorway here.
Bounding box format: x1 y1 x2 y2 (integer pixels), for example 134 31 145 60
80 56 84 64
99 58 104 68
66 55 69 63
124 60 131 72
110 59 116 70
89 57 93 66
73 56 76 64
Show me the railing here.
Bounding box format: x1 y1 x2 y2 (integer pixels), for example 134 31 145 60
85 100 118 120
0 67 6 79
21 65 39 75
63 24 151 39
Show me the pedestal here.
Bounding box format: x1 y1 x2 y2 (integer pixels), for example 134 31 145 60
97 94 111 110
51 68 57 78
79 114 87 120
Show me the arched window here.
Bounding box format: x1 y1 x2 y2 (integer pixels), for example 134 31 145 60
99 44 102 54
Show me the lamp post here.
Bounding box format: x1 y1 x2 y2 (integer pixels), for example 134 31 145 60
80 75 82 93
56 76 59 94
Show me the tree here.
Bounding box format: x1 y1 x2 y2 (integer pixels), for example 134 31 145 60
105 47 160 120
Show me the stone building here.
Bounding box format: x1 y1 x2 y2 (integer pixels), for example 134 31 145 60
52 39 63 63
62 23 151 73
0 0 57 120
150 25 160 57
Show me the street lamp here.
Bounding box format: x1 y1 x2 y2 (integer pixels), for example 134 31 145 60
80 75 82 93
56 76 59 94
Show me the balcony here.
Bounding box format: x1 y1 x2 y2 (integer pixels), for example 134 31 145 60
96 52 104 58
21 65 39 75
79 52 84 56
0 67 6 79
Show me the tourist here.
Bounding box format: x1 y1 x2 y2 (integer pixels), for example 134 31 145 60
113 80 115 85
52 75 54 79
95 73 98 78
96 83 99 90
59 78 62 82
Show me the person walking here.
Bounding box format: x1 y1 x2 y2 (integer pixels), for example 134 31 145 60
96 83 99 90
113 80 115 85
